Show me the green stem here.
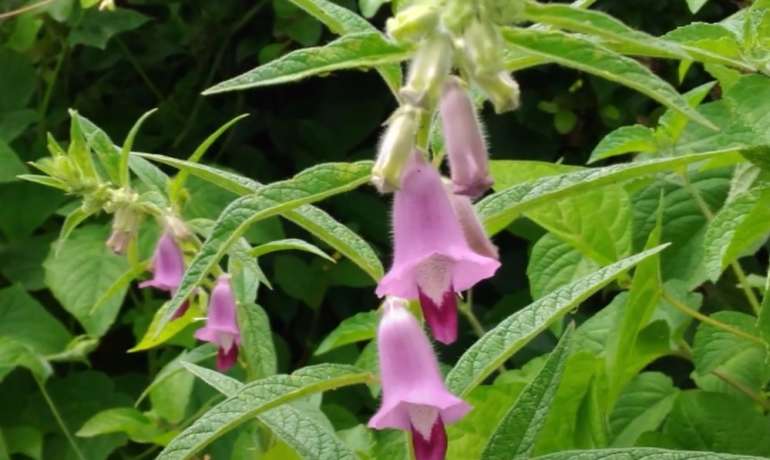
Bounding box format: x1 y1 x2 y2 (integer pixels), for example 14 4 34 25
38 44 68 142
663 290 764 346
36 377 87 460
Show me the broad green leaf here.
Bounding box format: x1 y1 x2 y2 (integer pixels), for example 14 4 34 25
527 234 599 299
481 325 573 460
203 33 409 94
609 372 679 447
703 187 770 281
129 298 201 352
251 238 334 262
44 225 130 337
0 140 27 183
0 337 52 382
136 345 217 405
0 284 72 355
75 113 121 183
2 425 42 460
665 23 745 65
662 391 770 455
588 125 657 164
156 161 373 333
0 181 66 240
150 362 195 424
77 408 165 444
478 149 740 235
68 8 150 49
315 311 378 355
89 263 148 315
134 152 383 281
500 28 716 130
156 364 371 460
534 448 768 459
446 245 668 397
183 362 359 460
687 0 709 13
237 303 277 380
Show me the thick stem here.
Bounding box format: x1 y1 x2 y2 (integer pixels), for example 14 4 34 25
36 377 87 460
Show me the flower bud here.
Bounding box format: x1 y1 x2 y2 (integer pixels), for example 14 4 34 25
106 195 142 254
475 71 520 114
462 20 502 76
441 0 474 36
372 105 421 193
400 34 454 108
386 2 439 44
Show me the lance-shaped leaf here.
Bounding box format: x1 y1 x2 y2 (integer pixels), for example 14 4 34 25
157 364 371 460
500 28 715 129
154 161 373 334
477 149 742 235
203 33 409 95
533 448 768 460
237 303 277 380
446 245 668 397
135 152 383 281
315 311 378 355
481 324 574 460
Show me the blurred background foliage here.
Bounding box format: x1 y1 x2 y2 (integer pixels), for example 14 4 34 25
0 0 755 458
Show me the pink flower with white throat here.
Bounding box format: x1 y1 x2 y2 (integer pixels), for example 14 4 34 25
195 275 241 371
369 297 471 460
375 151 499 344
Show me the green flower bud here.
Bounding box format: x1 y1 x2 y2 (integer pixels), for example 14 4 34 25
475 71 520 114
386 2 439 44
372 105 421 193
441 0 474 35
486 0 525 25
462 20 502 76
400 34 454 108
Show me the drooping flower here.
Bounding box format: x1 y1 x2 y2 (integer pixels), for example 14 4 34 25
369 297 471 460
195 275 241 371
446 191 499 260
372 105 421 193
376 151 500 344
139 231 189 319
440 77 494 198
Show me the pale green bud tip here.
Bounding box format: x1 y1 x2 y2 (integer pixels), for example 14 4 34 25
106 200 142 254
462 21 502 76
400 34 453 108
477 71 520 114
386 3 439 44
372 106 421 193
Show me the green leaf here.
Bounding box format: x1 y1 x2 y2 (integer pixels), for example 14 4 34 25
2 425 42 460
237 303 277 380
609 372 679 447
481 325 573 460
136 345 217 405
77 408 165 444
44 225 130 337
119 108 157 187
661 391 770 455
588 125 657 164
0 140 27 183
0 337 52 382
687 0 709 13
228 238 268 303
534 448 768 459
251 238 334 262
478 149 740 235
57 207 96 255
68 8 150 49
134 152 383 281
315 311 378 355
0 48 35 111
759 269 770 348
500 28 716 130
183 362 359 460
156 364 371 460
0 284 72 355
129 298 201 352
0 181 66 239
129 155 170 196
446 245 668 397
703 186 770 281
527 234 599 300
156 161 373 333
150 363 195 424
203 33 409 94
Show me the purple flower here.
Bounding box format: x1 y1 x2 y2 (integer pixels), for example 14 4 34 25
195 275 241 371
447 192 499 260
369 298 471 460
376 151 500 344
440 77 493 198
139 231 189 319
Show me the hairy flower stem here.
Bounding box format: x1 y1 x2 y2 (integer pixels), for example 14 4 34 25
36 377 87 460
662 290 764 346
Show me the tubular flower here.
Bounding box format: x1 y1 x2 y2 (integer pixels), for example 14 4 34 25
447 191 499 260
139 231 189 319
376 151 500 344
369 298 471 460
195 275 241 371
372 105 421 194
440 77 493 198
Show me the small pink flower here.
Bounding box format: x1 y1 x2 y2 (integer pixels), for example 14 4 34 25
139 231 189 318
376 151 499 344
440 77 493 198
369 298 471 460
195 275 241 371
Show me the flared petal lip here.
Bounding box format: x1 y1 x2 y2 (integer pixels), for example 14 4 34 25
138 278 177 292
194 325 240 343
376 248 500 299
368 392 472 431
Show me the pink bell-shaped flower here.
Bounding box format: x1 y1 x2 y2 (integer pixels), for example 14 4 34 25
375 151 500 344
139 231 190 318
369 298 471 460
440 76 493 198
195 275 241 371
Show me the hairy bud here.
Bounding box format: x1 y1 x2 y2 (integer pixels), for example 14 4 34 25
475 71 520 113
386 2 439 44
372 105 421 193
400 34 454 108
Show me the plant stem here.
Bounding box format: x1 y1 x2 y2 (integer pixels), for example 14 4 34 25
662 290 764 346
38 43 68 142
36 377 87 460
0 0 55 19
458 290 486 338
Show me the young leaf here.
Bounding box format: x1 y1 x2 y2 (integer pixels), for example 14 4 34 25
446 244 668 397
119 108 156 187
315 311 378 355
203 33 409 94
533 448 768 459
77 407 165 444
481 324 574 460
251 238 335 262
181 362 243 395
500 28 716 129
527 234 599 299
588 125 658 164
156 364 371 460
609 372 679 447
237 303 277 380
478 149 741 235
